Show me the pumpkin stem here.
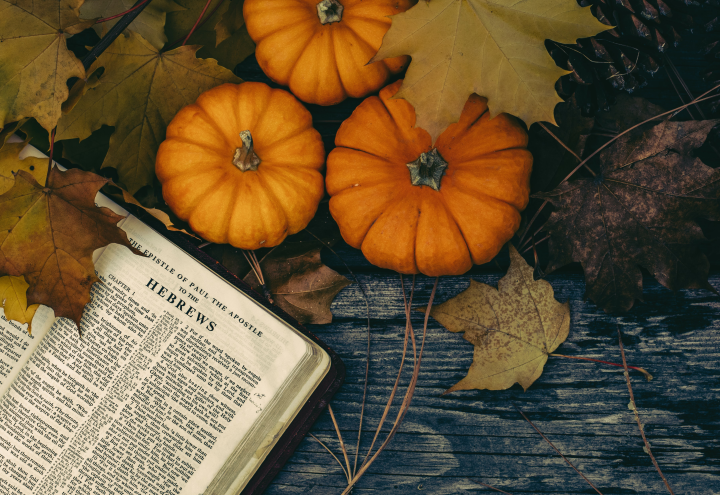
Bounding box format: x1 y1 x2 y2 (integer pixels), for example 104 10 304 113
317 0 343 24
406 148 448 191
233 130 261 172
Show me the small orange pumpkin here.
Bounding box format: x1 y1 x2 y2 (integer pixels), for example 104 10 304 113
326 80 533 276
243 0 416 106
156 82 325 250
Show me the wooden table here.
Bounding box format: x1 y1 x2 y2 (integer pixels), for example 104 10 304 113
264 242 720 495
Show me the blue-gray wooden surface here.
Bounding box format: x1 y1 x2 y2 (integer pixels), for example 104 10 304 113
265 244 720 495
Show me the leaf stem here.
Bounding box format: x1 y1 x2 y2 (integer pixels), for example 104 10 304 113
165 0 226 50
617 326 675 495
96 0 153 23
550 353 652 381
46 128 56 182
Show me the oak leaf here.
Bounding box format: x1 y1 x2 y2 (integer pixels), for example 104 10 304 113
0 0 93 131
422 245 570 392
373 0 608 140
56 30 241 193
81 0 183 49
0 167 142 329
0 142 48 194
166 0 255 71
0 276 39 333
535 120 720 313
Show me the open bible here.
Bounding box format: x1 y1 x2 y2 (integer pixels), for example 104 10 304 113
0 177 344 494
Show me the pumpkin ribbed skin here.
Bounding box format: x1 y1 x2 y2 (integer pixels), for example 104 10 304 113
243 0 416 106
156 82 325 250
326 80 533 276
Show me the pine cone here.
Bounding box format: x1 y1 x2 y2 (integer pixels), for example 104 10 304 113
551 0 705 116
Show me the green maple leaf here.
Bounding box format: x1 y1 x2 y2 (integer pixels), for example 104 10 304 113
81 0 184 49
373 0 609 140
56 30 241 194
0 0 94 131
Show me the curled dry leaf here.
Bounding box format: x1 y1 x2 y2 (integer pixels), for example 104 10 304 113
117 188 200 239
535 120 720 313
0 167 143 330
0 276 39 333
56 30 241 194
0 0 93 131
421 245 570 392
372 0 608 140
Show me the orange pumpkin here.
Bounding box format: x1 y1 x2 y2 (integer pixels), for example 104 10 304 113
243 0 416 106
326 80 533 276
156 82 325 250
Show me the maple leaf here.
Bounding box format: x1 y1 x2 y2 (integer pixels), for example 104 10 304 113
166 0 255 71
421 245 569 392
81 0 183 49
0 276 40 333
0 142 48 194
0 0 93 131
373 0 608 140
535 120 720 313
0 167 142 329
56 30 241 194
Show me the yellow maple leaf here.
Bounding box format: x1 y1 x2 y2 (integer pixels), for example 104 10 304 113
0 142 48 194
56 30 241 194
421 245 570 392
0 0 93 131
373 0 609 140
0 276 40 334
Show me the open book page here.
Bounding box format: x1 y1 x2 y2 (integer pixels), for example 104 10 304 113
0 206 326 495
0 307 55 399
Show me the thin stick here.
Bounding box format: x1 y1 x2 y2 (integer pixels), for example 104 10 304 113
182 0 213 46
96 0 152 22
664 55 705 120
521 235 549 255
550 353 652 381
165 0 226 49
303 228 372 477
617 327 675 494
514 405 604 495
472 481 514 494
361 275 415 467
328 404 353 482
308 433 350 483
342 277 439 495
538 122 595 177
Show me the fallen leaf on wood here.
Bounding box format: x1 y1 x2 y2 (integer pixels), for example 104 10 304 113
244 243 351 325
0 142 48 194
535 119 720 313
56 30 241 193
0 276 39 333
0 167 142 329
166 0 255 71
0 0 93 131
420 245 570 392
81 0 183 49
372 0 608 140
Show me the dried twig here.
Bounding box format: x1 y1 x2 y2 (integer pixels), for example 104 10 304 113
617 327 675 495
550 353 652 381
328 404 353 481
514 405 604 495
308 433 350 483
538 122 595 176
472 480 514 494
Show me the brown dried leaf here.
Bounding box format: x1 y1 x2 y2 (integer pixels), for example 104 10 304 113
0 167 142 329
421 245 570 392
244 243 350 325
535 119 720 313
